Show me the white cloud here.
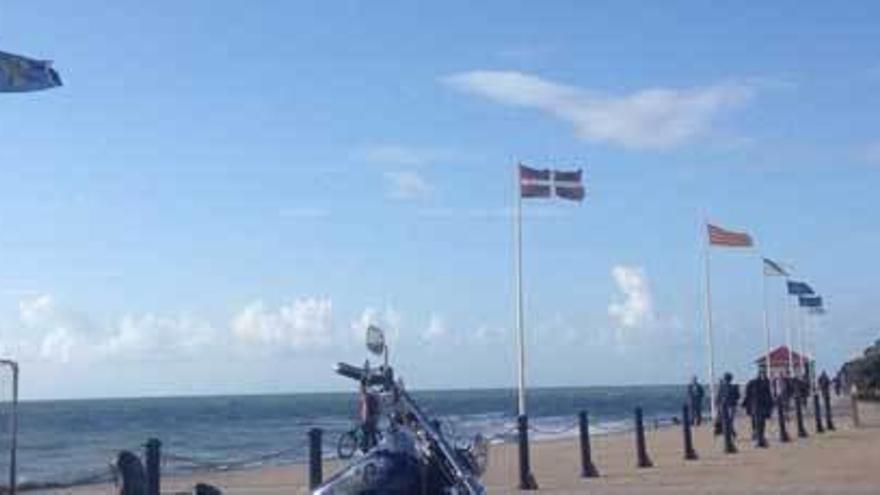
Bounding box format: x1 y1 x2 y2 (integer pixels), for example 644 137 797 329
13 294 221 362
39 327 76 363
423 313 447 342
19 293 58 327
608 265 654 330
383 171 432 200
97 313 216 359
444 70 754 149
231 298 333 350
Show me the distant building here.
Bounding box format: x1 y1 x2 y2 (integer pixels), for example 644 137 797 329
755 346 813 379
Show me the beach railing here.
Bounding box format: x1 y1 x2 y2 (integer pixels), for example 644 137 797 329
145 438 161 495
634 407 653 468
578 410 599 477
681 404 698 461
813 394 825 434
776 401 790 443
308 428 323 489
851 394 861 428
795 396 809 438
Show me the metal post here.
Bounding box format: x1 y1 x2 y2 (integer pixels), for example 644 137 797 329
513 162 526 418
0 360 19 495
517 415 538 489
144 438 161 495
795 395 809 438
777 400 790 443
823 392 835 431
578 411 599 477
761 267 771 381
813 394 824 434
634 408 653 468
308 428 323 489
851 394 860 428
784 279 794 377
682 405 698 460
703 229 718 425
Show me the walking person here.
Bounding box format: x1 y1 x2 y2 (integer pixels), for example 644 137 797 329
714 372 739 438
687 376 705 426
742 369 774 448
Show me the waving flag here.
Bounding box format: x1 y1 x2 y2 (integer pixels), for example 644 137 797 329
799 295 823 308
787 281 814 295
0 50 62 93
519 164 584 201
763 258 789 277
707 223 753 247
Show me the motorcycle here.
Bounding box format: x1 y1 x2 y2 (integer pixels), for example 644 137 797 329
312 325 488 495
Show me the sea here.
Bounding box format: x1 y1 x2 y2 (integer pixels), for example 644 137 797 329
0 385 686 489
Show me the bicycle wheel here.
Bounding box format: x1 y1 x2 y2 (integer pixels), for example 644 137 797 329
337 430 358 460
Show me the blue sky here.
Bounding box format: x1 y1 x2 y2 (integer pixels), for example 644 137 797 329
1 1 879 399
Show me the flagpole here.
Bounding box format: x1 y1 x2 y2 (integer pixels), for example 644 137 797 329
784 278 794 377
702 220 717 423
514 162 526 417
797 304 806 379
761 261 771 378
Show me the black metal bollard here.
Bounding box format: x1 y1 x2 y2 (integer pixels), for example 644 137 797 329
682 405 698 460
144 438 161 495
851 394 861 428
308 428 323 489
795 397 809 438
517 415 538 490
634 407 653 468
813 395 825 434
578 411 599 477
721 406 737 454
823 393 835 431
776 401 790 443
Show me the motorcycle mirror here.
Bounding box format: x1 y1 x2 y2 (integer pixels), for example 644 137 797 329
366 325 386 356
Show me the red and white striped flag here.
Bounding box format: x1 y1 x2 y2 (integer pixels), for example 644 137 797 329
707 223 753 247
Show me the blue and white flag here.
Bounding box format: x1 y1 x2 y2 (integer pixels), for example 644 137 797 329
519 164 585 201
787 280 814 295
799 295 823 308
763 258 788 277
0 50 62 93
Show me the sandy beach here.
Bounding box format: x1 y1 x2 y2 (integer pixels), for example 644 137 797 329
31 397 879 495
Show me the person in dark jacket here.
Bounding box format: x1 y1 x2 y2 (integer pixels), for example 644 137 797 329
687 376 705 426
742 369 774 448
714 372 739 437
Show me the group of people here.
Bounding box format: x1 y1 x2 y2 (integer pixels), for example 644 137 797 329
686 367 836 448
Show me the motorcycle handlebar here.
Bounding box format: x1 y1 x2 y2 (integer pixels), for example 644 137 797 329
334 362 391 387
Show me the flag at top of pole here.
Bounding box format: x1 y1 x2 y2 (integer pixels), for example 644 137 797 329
519 164 585 201
0 50 62 93
701 220 754 425
513 162 585 417
799 295 823 308
763 258 789 277
707 223 754 247
513 162 584 489
787 281 814 295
